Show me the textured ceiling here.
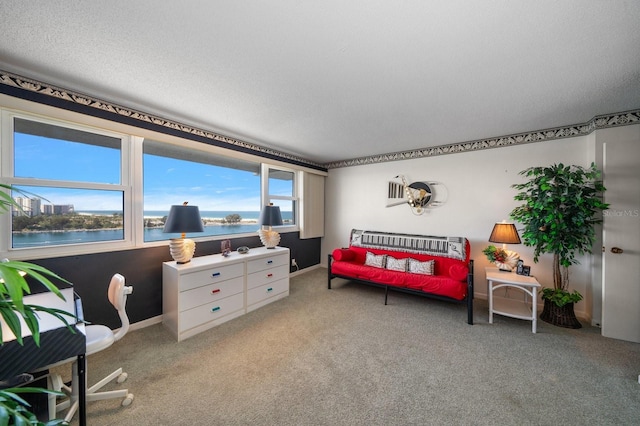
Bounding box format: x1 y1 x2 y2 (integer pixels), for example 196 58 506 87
1 1 639 165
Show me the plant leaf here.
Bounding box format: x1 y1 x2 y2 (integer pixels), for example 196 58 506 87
21 309 41 347
0 305 24 345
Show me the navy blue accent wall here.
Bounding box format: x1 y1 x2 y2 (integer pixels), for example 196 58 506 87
29 233 321 329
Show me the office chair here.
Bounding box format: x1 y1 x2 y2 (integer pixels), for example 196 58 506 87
48 273 134 421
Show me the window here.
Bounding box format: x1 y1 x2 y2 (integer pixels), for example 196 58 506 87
0 104 304 258
4 114 128 251
264 166 297 227
143 139 262 241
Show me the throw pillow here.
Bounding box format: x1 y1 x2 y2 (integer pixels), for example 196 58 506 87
385 256 408 272
365 252 387 268
408 258 435 275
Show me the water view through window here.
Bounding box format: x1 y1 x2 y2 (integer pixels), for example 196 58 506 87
8 118 295 250
11 209 294 248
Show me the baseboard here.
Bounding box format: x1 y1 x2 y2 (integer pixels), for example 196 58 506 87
290 264 322 278
129 315 162 332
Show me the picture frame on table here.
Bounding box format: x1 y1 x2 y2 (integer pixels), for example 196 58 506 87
221 239 231 257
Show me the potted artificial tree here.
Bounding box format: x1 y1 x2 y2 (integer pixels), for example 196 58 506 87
1 184 75 425
510 163 608 329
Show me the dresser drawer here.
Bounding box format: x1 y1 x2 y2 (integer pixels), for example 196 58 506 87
179 292 244 332
179 276 243 311
247 278 289 306
180 262 244 292
247 253 288 274
247 264 289 290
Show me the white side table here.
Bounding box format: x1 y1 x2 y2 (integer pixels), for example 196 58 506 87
486 267 541 333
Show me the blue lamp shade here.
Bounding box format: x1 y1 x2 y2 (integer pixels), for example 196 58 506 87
163 204 204 234
258 204 283 227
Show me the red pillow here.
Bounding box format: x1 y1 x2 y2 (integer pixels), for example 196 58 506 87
332 248 355 261
449 264 469 281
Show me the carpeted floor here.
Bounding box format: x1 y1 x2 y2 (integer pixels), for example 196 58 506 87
59 267 640 425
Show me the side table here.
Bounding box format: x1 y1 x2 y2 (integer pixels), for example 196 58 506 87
486 267 541 333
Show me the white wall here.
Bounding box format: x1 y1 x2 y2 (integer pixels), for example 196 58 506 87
323 136 595 320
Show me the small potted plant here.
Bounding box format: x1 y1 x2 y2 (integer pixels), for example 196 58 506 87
509 163 608 328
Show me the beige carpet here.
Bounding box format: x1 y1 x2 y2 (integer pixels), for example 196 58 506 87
57 267 639 425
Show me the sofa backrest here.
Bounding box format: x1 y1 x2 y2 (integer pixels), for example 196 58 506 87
347 229 471 280
349 229 469 262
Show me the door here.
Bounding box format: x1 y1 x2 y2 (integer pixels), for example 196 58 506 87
601 125 640 343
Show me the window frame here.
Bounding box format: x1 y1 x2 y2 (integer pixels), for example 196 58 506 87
261 164 299 232
0 102 303 260
0 110 135 258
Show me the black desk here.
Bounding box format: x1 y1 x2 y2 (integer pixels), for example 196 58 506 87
1 302 87 425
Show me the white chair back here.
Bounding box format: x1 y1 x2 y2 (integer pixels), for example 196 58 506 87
107 273 133 341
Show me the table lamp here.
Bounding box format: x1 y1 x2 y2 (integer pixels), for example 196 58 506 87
258 203 283 249
488 221 521 271
163 202 204 263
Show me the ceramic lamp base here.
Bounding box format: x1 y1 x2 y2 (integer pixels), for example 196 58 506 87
169 238 196 263
495 250 519 272
258 229 280 249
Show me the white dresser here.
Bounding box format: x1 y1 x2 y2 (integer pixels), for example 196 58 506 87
162 246 289 341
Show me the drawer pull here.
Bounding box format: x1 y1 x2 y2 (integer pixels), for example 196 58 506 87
267 287 273 292
267 273 273 277
211 272 221 277
211 306 221 312
211 289 221 294
267 260 273 264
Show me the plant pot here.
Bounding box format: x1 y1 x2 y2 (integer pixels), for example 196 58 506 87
540 299 582 329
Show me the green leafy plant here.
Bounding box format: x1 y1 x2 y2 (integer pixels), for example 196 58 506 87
0 387 68 425
540 287 583 307
510 163 608 307
0 259 76 346
1 184 73 425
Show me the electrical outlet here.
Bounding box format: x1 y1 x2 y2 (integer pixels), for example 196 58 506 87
291 258 297 267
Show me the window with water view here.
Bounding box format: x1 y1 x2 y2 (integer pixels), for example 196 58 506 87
3 113 298 253
10 117 125 249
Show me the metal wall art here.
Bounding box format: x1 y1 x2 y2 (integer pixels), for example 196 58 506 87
386 175 447 215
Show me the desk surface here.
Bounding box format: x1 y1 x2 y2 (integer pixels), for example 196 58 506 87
1 287 77 341
1 288 85 380
0 325 85 380
1 290 87 426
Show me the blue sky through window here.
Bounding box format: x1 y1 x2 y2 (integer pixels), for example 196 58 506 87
14 133 269 212
143 154 262 212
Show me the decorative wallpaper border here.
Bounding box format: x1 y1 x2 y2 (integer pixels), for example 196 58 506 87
324 109 640 169
0 70 326 171
1 69 638 171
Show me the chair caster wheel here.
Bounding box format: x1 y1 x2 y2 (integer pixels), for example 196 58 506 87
122 393 134 406
117 372 128 383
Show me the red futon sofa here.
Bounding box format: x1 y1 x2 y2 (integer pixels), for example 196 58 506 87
328 229 474 324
